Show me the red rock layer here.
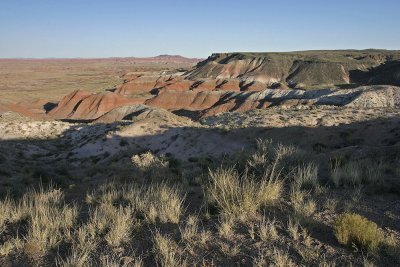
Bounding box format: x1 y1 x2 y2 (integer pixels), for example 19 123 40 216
158 80 196 93
115 76 160 95
217 80 241 91
201 100 272 117
48 90 144 120
3 99 51 119
69 92 143 120
145 91 223 111
145 90 275 118
191 80 219 91
121 73 142 81
48 90 92 119
0 102 9 115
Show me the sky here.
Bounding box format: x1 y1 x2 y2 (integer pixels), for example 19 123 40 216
0 0 399 58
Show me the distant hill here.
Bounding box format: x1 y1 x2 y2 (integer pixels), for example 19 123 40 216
187 49 400 89
0 55 202 64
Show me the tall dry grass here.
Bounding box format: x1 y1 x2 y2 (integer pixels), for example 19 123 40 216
87 182 185 224
0 185 78 258
206 166 283 218
153 231 185 267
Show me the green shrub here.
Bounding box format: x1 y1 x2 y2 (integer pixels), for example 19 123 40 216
333 213 384 252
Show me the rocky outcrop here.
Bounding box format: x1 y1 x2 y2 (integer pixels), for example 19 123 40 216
49 90 144 120
114 74 269 96
115 76 163 95
159 80 196 92
69 92 143 120
145 90 224 111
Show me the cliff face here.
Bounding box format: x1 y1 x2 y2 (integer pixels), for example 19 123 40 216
187 50 400 89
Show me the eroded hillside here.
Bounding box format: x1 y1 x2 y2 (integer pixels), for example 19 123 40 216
188 50 400 89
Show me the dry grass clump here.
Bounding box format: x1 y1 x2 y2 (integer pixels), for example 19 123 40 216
145 184 185 224
205 140 295 220
131 151 170 180
217 217 235 238
87 182 185 224
131 151 168 170
331 160 384 190
206 166 283 218
331 161 362 187
253 248 295 267
287 217 300 241
292 162 320 192
179 215 199 242
104 205 134 247
253 249 268 267
258 216 278 242
57 225 95 266
0 186 78 258
98 252 143 267
219 242 240 258
57 249 91 267
333 213 384 252
0 198 16 235
247 139 299 175
290 189 317 218
271 248 295 267
153 231 185 267
0 238 24 257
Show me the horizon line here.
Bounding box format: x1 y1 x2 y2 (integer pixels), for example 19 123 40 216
1 48 399 60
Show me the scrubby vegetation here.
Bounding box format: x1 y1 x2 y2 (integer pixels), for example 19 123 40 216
1 135 399 267
333 213 384 252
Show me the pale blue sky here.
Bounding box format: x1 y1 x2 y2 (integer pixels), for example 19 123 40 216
0 0 399 58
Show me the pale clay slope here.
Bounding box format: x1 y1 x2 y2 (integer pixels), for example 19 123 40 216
218 85 400 108
94 104 186 123
1 85 399 161
1 107 400 162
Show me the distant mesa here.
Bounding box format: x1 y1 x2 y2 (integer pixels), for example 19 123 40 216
187 49 400 89
0 55 203 64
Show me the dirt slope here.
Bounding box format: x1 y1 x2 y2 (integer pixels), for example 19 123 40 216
94 104 182 123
